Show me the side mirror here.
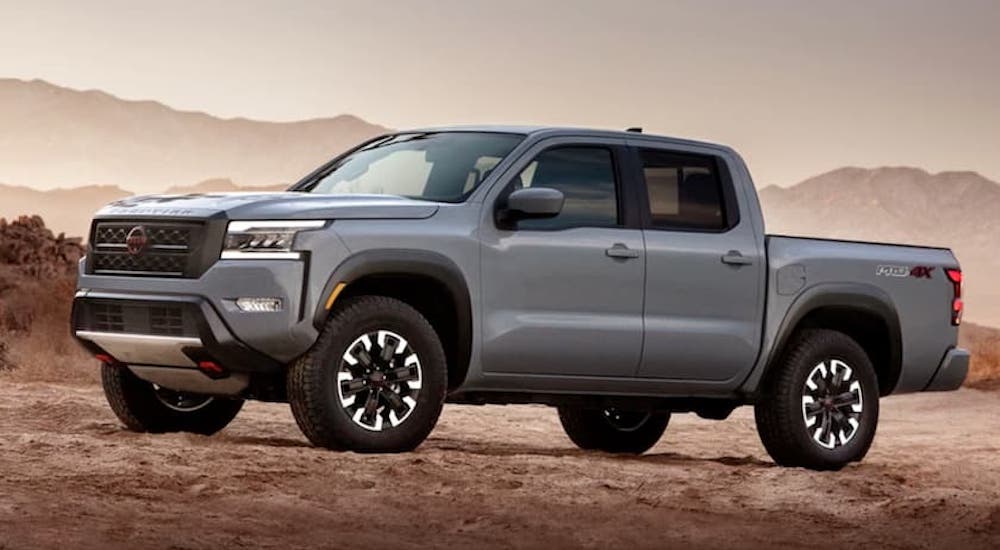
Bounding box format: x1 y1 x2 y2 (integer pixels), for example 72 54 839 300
503 187 564 220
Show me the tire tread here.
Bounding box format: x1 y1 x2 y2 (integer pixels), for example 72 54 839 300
754 328 879 470
287 295 447 452
101 364 243 435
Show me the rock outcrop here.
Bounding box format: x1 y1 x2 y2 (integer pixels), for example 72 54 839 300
0 215 84 277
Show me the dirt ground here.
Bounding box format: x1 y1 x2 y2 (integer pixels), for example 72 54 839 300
0 383 998 550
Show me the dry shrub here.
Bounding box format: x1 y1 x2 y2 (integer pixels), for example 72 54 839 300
0 216 95 384
961 323 1000 390
0 271 97 384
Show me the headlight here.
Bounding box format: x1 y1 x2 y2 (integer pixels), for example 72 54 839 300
222 220 326 259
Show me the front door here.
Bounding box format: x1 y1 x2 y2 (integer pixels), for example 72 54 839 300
479 140 645 378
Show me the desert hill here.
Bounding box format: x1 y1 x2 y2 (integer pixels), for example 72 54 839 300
760 167 999 250
758 166 1000 326
0 183 131 241
0 78 388 193
0 179 285 239
163 178 287 195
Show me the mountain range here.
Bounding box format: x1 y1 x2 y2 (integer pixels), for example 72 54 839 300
761 167 1000 326
0 78 388 192
0 79 998 325
0 179 282 240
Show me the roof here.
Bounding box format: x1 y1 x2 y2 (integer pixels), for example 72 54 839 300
406 124 732 152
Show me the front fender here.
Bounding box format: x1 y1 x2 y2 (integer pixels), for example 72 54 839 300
312 248 471 330
311 249 474 387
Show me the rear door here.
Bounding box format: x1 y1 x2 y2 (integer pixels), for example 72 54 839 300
478 137 646 378
630 144 765 381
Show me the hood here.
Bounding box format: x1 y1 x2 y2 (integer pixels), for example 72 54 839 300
94 192 440 221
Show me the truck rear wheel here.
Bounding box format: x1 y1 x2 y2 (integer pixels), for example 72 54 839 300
287 296 447 453
101 364 244 435
558 407 670 454
754 328 879 470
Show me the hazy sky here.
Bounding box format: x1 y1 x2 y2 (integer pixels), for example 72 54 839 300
1 0 998 186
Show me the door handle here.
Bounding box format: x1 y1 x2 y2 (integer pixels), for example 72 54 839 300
721 250 753 266
605 243 640 259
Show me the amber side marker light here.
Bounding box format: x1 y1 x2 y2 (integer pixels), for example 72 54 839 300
945 268 963 326
325 282 347 310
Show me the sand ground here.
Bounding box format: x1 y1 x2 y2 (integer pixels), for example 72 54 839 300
1 383 998 549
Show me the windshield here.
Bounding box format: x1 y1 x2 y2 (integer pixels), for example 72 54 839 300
301 132 525 202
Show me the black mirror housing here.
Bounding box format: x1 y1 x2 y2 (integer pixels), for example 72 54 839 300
504 187 564 220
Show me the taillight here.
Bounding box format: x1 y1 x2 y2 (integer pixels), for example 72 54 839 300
946 268 963 325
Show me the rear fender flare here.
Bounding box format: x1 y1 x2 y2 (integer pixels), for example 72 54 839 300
742 283 902 395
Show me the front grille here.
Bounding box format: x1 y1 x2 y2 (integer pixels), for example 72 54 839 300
95 225 192 249
90 221 204 277
92 252 188 275
77 301 199 337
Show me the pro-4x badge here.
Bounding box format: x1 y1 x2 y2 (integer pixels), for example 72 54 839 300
876 265 908 277
876 265 934 279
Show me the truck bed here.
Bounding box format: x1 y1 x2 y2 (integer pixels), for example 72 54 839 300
758 234 960 394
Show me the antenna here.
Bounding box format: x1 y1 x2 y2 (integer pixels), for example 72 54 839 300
626 127 643 133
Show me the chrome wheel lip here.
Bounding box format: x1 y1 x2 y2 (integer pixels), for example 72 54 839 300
801 359 864 450
153 386 214 412
337 329 422 432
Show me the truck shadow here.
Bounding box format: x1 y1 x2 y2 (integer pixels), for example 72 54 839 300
425 437 776 468
218 434 314 448
217 434 774 468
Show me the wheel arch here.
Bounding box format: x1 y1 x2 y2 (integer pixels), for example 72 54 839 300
314 249 473 390
750 283 903 397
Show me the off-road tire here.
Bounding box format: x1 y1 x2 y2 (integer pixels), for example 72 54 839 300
101 364 244 435
754 328 880 470
287 295 447 453
558 407 670 454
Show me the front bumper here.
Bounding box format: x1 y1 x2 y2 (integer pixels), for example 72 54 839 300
924 347 970 392
72 293 286 373
74 257 322 361
72 257 324 396
72 292 289 395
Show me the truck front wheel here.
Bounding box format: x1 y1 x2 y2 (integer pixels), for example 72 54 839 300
754 328 880 470
558 407 670 454
288 296 448 453
101 365 244 435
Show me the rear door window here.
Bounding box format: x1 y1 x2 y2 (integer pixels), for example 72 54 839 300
639 149 730 231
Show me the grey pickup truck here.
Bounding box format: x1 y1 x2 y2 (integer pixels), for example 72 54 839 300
72 127 969 470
